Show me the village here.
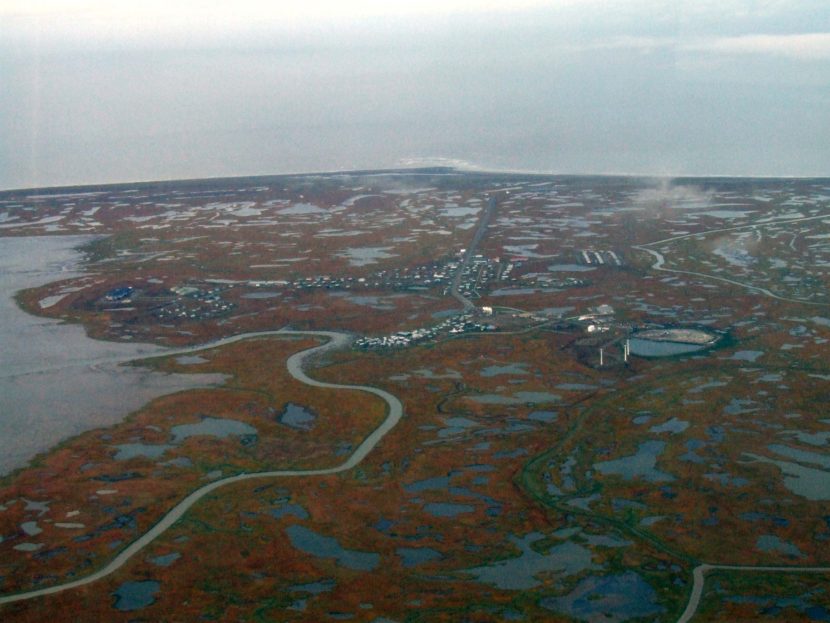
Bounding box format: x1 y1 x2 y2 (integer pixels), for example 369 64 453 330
2 171 828 623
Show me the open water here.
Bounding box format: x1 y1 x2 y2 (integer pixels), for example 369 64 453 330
0 236 226 475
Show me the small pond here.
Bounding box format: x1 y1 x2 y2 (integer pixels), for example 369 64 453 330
465 532 595 590
279 403 317 430
594 440 674 482
113 443 174 461
397 547 443 567
175 355 208 365
170 417 257 443
339 247 397 267
112 580 160 611
744 453 830 501
286 525 379 571
480 363 528 377
471 392 560 405
424 502 475 518
149 552 181 567
756 535 804 558
529 411 558 423
547 264 596 272
540 572 664 622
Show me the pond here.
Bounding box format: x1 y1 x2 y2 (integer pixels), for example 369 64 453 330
113 580 160 611
705 472 749 488
649 417 689 435
628 338 707 357
397 547 443 567
465 532 595 590
556 383 598 391
700 209 755 219
413 368 462 380
731 350 764 362
540 572 664 622
175 355 209 365
289 579 336 594
423 502 475 517
528 411 558 423
279 403 317 430
470 391 560 405
286 525 379 571
339 246 397 267
594 440 674 482
480 363 528 377
756 534 804 558
149 552 181 567
278 202 326 215
724 398 760 415
743 453 830 500
329 291 404 310
113 443 174 461
437 417 479 438
403 476 452 493
170 417 257 443
270 503 309 520
241 291 281 300
768 444 830 469
441 207 480 217
547 264 596 272
785 430 830 447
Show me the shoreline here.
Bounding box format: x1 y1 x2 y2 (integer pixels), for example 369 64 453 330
0 328 403 607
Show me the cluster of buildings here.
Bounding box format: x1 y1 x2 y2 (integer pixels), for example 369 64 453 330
255 252 515 301
452 254 503 300
100 282 237 323
381 261 458 290
354 312 496 350
577 249 624 266
153 287 235 322
255 258 464 294
577 304 618 334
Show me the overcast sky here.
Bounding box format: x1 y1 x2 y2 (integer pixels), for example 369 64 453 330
1 1 829 189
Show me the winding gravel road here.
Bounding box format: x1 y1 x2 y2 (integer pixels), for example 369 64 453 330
633 210 830 621
0 329 403 607
633 211 830 308
634 245 828 307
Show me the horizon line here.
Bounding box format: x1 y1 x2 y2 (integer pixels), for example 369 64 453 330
2 165 829 194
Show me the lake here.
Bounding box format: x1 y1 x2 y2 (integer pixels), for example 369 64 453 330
0 236 226 475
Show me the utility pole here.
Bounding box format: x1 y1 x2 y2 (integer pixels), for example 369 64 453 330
599 347 604 367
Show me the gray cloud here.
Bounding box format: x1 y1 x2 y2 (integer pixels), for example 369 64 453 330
2 1 829 189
